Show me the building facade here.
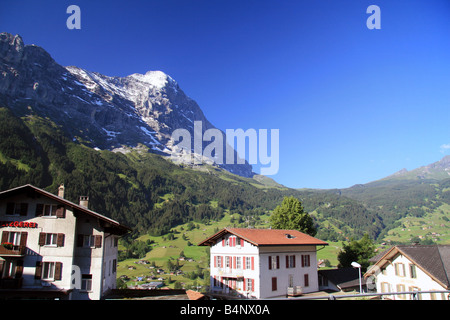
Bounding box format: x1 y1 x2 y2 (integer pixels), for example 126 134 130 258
365 245 450 300
199 228 328 299
0 184 129 300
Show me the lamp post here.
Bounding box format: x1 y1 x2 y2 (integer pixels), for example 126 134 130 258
351 261 362 294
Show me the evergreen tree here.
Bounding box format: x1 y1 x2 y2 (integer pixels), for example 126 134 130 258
337 234 376 271
269 196 316 236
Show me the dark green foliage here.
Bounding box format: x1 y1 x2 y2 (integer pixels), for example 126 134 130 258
4 105 445 243
269 196 316 236
337 234 376 271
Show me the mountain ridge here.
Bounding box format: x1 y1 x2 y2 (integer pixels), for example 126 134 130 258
0 32 253 178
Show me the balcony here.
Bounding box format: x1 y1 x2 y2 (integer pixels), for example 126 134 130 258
216 268 244 279
287 286 303 297
0 245 26 257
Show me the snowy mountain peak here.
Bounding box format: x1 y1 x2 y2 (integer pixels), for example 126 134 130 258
128 70 174 90
0 32 254 178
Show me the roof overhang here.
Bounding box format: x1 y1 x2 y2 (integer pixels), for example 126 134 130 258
0 184 131 235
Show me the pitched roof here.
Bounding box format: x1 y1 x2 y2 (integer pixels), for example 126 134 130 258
318 267 364 290
0 184 130 235
198 227 328 247
365 245 450 289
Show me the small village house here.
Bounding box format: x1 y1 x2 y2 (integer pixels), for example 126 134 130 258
0 184 130 300
364 245 450 300
198 227 328 299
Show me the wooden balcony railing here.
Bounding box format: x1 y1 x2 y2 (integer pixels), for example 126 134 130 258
0 245 26 256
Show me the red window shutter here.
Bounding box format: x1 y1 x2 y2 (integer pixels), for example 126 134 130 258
1 231 9 244
55 262 63 281
214 256 217 268
304 274 309 287
272 277 277 291
240 238 244 247
57 233 65 247
35 261 42 279
251 279 255 291
286 255 289 268
268 256 272 270
243 278 246 291
251 257 254 270
221 256 224 268
293 255 296 268
276 256 280 269
243 257 246 270
94 235 102 248
301 255 305 267
222 238 225 247
20 232 28 247
35 203 44 217
233 256 236 269
38 232 46 246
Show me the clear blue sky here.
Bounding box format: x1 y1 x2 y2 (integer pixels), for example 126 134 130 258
1 0 450 189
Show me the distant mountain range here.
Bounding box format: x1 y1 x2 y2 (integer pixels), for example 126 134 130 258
381 155 450 181
0 32 449 243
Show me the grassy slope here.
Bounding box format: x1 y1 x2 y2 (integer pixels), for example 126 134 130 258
116 211 342 289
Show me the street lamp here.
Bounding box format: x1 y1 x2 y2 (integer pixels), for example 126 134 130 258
351 261 362 294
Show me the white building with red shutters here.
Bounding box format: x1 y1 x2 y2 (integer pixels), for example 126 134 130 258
198 227 328 299
0 184 130 300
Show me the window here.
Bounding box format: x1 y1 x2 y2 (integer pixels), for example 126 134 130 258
39 233 64 247
380 282 390 293
8 232 22 246
225 256 231 268
396 284 406 299
409 264 417 279
81 274 93 292
236 257 242 269
409 286 422 300
395 263 406 277
6 203 28 216
301 254 310 267
84 235 94 247
78 234 102 248
245 278 254 292
43 204 57 217
288 274 294 287
271 277 277 291
112 259 117 274
268 256 279 270
286 255 296 268
42 262 55 280
245 257 251 270
45 233 57 246
35 204 65 218
304 274 309 287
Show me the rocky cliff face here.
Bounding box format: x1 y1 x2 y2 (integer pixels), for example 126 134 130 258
0 32 254 177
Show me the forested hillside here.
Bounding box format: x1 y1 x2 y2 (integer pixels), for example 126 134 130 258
0 105 385 241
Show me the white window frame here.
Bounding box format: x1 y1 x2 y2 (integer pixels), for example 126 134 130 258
43 204 57 217
42 262 55 280
45 233 58 247
8 232 21 246
83 235 95 248
81 274 93 292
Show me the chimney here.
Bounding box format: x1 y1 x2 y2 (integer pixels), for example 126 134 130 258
58 184 65 198
79 196 89 208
